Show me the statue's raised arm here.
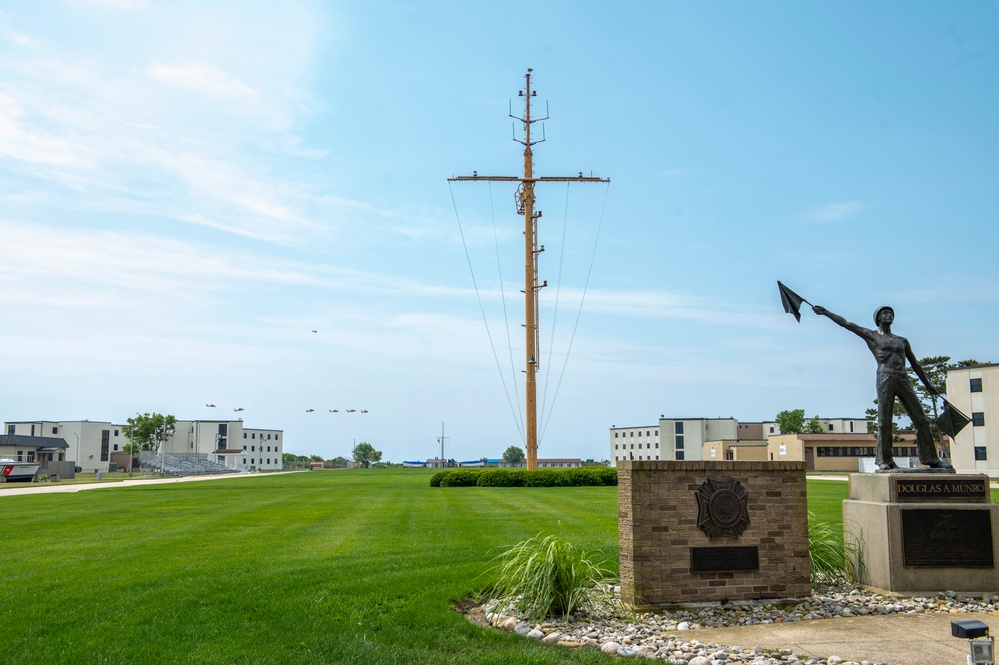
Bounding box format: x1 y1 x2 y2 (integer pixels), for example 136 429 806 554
811 305 870 339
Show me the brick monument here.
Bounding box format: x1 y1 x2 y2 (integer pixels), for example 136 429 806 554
618 460 811 609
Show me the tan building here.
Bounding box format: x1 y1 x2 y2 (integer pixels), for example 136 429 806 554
767 433 917 471
702 439 769 461
947 363 999 476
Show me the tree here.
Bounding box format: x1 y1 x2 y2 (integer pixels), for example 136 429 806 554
121 413 176 475
352 442 382 468
806 415 824 434
330 456 349 468
502 446 526 465
309 454 324 462
774 409 807 434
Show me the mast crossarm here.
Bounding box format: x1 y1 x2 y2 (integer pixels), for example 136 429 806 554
448 175 609 183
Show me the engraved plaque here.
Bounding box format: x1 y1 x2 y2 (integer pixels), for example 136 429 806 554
690 546 759 573
901 509 994 568
695 477 750 539
895 478 989 502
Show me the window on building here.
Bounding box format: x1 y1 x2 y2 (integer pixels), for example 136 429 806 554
27 451 35 462
252 433 256 439
31 424 36 435
769 426 774 433
655 455 659 460
975 447 988 461
251 459 255 465
614 444 618 450
114 429 119 436
52 426 58 435
675 451 685 460
971 378 983 393
849 422 854 432
676 436 684 449
243 445 247 451
675 422 684 434
113 444 118 451
638 443 642 449
275 434 279 440
268 434 272 440
614 432 618 438
630 432 633 437
973 412 986 427
6 425 13 435
100 430 110 462
615 456 619 461
16 450 23 461
244 433 247 439
251 446 255 452
655 441 659 448
828 424 834 431
646 431 650 437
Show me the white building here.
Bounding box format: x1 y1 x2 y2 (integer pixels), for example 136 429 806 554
3 418 284 473
610 415 872 467
946 363 999 476
610 417 738 466
760 417 872 437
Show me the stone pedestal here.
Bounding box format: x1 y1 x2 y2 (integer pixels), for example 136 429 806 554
843 473 999 593
618 461 810 609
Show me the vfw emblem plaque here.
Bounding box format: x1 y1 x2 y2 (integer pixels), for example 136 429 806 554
695 477 750 539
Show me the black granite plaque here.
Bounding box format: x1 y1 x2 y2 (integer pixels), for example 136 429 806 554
690 546 759 573
895 478 989 502
901 509 994 567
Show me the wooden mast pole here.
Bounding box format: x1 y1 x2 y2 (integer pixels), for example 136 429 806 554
449 69 609 471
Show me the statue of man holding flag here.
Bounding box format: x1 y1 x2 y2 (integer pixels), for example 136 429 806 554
811 304 947 471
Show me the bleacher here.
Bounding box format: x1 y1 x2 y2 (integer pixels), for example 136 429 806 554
138 451 240 477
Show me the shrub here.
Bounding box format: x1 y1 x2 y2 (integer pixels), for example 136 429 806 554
486 534 615 620
430 466 618 487
476 469 525 487
437 470 482 487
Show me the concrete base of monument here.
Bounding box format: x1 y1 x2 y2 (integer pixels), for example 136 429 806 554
844 473 999 593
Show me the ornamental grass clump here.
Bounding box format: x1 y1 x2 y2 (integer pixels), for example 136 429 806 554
486 534 616 620
808 511 863 585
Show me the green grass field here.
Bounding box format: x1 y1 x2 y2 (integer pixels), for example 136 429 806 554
0 472 956 664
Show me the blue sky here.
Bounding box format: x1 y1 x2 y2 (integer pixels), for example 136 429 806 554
1 1 997 462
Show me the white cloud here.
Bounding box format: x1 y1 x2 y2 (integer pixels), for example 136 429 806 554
69 0 151 10
799 202 866 223
148 63 256 98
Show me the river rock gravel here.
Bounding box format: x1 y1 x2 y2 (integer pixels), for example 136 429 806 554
476 578 999 664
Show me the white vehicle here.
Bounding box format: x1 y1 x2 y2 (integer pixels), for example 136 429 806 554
0 459 40 483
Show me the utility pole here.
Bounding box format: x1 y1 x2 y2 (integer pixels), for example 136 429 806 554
449 68 609 470
436 422 448 467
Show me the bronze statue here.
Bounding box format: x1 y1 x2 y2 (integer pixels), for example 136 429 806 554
812 304 946 471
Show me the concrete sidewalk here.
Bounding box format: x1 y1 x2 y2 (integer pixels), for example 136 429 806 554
0 470 302 497
689 611 997 665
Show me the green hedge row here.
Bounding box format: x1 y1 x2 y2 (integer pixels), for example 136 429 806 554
430 466 617 488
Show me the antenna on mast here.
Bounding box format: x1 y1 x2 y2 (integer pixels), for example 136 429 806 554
449 69 609 470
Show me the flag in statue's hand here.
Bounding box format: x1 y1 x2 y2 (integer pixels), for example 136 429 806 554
936 399 972 439
777 281 811 322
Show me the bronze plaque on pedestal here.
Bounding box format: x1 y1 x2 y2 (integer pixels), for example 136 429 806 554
901 509 994 568
690 546 759 573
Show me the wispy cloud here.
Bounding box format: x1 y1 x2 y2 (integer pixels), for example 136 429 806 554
149 64 256 98
69 0 151 10
799 202 866 223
